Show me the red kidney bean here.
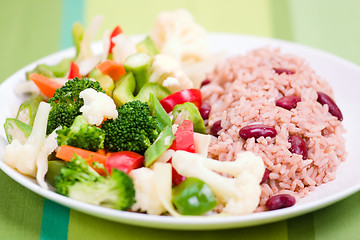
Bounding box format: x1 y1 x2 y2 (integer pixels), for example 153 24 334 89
288 135 308 160
266 194 296 210
239 124 277 140
273 68 295 75
260 169 271 184
211 120 222 137
276 95 301 110
200 102 211 120
317 92 343 121
200 79 211 88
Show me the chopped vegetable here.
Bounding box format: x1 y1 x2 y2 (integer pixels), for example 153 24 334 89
101 100 159 154
96 59 126 82
172 151 265 215
112 72 136 106
4 118 32 144
134 82 170 103
88 68 115 96
149 54 193 93
136 36 159 57
170 120 195 153
124 52 152 94
16 94 43 126
159 88 202 113
148 93 172 131
46 160 65 187
56 115 105 152
46 77 104 134
144 126 174 167
105 151 144 174
55 154 135 210
3 102 58 185
29 73 64 99
79 88 118 126
172 102 206 134
56 145 107 166
68 61 81 79
108 25 122 54
172 177 217 215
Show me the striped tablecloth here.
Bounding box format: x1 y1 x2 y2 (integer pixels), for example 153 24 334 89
1 0 360 239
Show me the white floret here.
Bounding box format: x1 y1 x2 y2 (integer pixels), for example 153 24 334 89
111 34 137 64
149 54 193 93
79 88 118 126
129 167 167 215
150 9 209 63
171 151 265 215
4 102 59 189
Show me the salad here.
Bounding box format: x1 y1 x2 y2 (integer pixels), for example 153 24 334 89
2 9 265 217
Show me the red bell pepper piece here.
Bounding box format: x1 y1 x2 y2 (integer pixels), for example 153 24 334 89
170 120 195 152
159 89 202 113
68 61 81 79
168 120 195 185
167 158 186 185
108 25 122 54
105 151 144 174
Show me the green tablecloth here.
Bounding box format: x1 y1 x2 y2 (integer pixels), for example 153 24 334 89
1 0 360 239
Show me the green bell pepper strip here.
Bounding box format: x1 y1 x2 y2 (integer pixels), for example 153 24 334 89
144 126 174 167
46 160 65 187
124 52 152 94
148 93 172 131
172 177 218 215
4 118 32 144
135 83 170 103
16 94 43 126
172 102 207 134
136 36 160 57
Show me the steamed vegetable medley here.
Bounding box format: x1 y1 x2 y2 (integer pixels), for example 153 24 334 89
3 9 265 216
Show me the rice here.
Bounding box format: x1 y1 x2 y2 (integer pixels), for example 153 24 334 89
202 47 346 211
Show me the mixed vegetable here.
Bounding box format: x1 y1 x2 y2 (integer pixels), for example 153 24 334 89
3 9 266 216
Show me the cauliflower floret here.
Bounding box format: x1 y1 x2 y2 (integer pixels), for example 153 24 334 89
111 34 138 64
149 54 193 93
79 88 118 126
4 102 58 189
150 9 209 63
129 166 167 215
130 163 180 216
172 151 265 215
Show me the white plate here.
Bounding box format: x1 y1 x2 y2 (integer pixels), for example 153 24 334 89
1 33 359 230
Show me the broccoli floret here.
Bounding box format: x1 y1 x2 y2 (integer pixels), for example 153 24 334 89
56 155 135 210
101 100 159 154
56 115 105 151
47 77 104 134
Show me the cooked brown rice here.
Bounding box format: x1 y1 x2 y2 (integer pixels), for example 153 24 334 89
201 47 346 211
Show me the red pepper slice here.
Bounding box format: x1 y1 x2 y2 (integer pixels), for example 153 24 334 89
168 120 195 185
105 151 144 174
108 25 122 54
159 89 202 113
170 120 195 152
68 61 81 79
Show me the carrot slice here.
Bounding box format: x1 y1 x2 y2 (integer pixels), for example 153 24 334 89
96 60 126 82
56 145 108 174
29 73 64 98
